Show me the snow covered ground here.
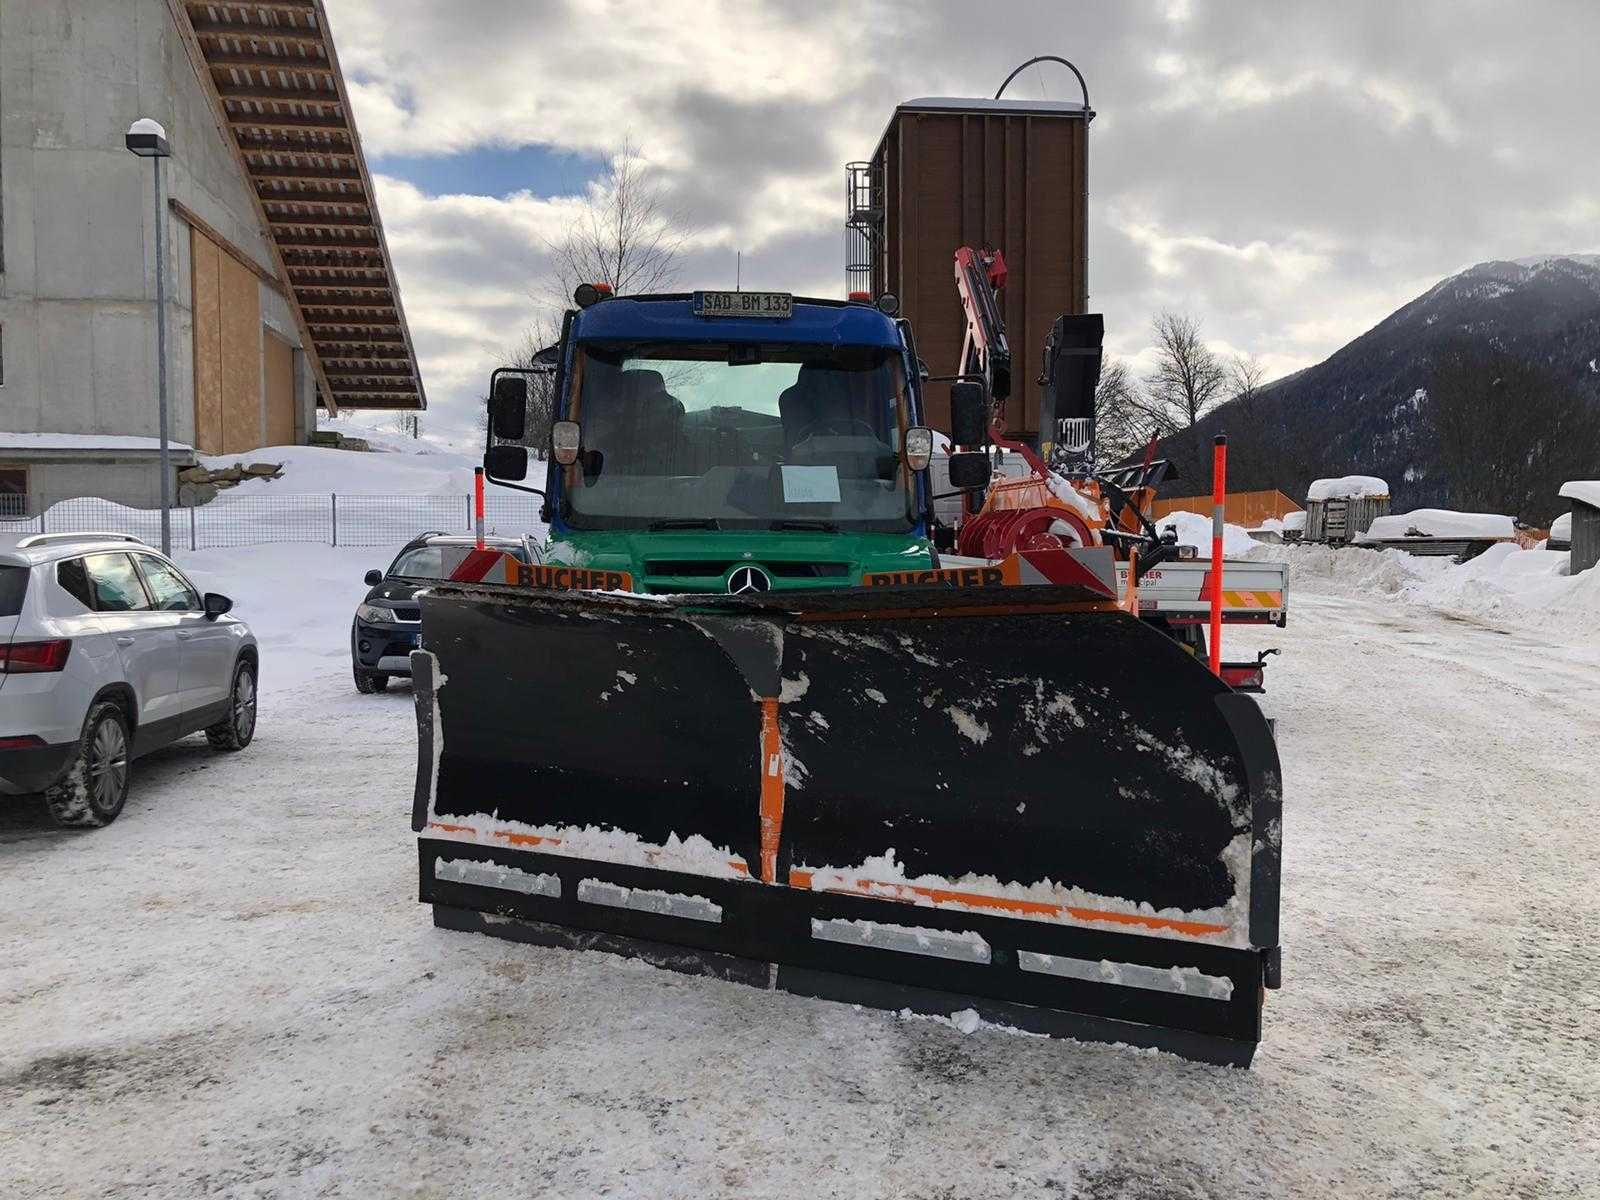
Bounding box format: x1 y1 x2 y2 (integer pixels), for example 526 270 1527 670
3 538 1599 1197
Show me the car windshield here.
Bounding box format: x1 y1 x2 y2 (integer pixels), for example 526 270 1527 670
389 543 528 579
562 342 914 532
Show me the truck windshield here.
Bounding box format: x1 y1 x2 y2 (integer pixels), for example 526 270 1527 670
562 342 915 532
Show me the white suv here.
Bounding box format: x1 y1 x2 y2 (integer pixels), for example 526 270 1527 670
0 533 258 827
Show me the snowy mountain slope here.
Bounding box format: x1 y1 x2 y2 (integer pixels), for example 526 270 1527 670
1169 255 1600 508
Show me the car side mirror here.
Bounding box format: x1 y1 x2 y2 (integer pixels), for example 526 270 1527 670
948 381 988 447
488 372 529 441
484 444 529 481
947 451 992 491
364 569 383 586
203 592 233 620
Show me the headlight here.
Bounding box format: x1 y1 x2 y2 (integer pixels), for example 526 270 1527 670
356 602 398 623
903 426 934 471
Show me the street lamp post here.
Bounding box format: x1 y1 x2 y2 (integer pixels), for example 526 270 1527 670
126 118 173 554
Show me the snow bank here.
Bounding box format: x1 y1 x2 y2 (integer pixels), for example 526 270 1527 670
1363 508 1515 541
1257 538 1596 637
200 438 484 496
1156 509 1258 557
1282 511 1306 533
1307 475 1388 501
1558 480 1600 509
1550 512 1572 543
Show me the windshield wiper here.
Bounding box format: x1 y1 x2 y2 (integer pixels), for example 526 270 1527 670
771 519 839 532
648 518 722 531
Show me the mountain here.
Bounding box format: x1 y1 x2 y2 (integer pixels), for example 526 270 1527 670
1164 256 1600 510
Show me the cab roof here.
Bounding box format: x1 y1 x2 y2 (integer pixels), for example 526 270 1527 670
570 295 904 348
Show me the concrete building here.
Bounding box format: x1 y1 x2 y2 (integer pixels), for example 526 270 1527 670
1 0 423 515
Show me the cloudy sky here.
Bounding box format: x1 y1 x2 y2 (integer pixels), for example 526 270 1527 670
317 0 1600 446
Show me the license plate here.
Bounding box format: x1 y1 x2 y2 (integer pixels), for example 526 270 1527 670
694 290 792 319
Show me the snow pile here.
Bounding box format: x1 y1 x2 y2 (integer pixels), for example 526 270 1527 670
1156 509 1259 557
1307 475 1389 501
1250 541 1447 599
1362 508 1515 542
1258 537 1597 637
1549 512 1572 544
200 435 484 496
1558 480 1600 509
1406 544 1597 632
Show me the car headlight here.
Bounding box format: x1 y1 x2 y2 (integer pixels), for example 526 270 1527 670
356 602 398 623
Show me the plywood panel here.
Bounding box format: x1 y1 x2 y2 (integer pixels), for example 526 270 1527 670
263 330 295 447
218 255 263 453
190 229 224 454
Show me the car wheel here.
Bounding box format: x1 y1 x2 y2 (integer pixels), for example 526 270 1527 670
354 667 389 694
206 659 257 750
45 701 132 828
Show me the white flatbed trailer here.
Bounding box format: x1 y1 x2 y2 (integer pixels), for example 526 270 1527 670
1117 559 1288 627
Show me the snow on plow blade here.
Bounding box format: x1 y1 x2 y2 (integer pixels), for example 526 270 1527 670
411 578 1282 1066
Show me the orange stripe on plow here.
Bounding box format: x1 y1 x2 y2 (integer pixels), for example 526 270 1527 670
426 822 477 835
786 869 1228 938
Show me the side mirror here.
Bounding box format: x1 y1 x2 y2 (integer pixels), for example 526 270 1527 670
947 451 992 491
364 569 383 586
203 592 233 620
551 420 582 466
488 373 528 441
484 444 529 481
948 381 988 447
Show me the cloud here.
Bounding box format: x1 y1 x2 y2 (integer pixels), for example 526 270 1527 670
319 0 1600 446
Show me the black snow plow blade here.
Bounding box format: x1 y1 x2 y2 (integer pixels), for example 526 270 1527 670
411 579 1282 1066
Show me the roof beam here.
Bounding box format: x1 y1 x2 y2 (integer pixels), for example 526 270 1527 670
197 2 321 15
216 83 341 105
190 20 324 44
206 52 333 73
308 321 402 331
259 195 368 212
275 234 382 251
267 214 375 230
327 366 417 377
227 111 347 132
241 137 354 158
248 164 361 182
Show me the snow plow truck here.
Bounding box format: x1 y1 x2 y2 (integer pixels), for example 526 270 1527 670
407 277 1284 1066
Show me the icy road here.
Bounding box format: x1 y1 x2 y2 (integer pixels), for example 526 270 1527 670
3 561 1597 1198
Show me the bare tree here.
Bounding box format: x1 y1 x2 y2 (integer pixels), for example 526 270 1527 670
546 141 685 305
1138 311 1229 443
1092 359 1154 465
1229 353 1266 414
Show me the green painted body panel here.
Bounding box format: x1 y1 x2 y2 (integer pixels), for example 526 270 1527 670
544 528 935 593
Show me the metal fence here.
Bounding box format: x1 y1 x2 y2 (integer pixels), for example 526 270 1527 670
1 492 547 550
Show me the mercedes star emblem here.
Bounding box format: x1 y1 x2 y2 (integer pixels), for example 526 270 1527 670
727 566 771 594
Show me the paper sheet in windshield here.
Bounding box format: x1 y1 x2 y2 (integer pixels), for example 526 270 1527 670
781 465 841 503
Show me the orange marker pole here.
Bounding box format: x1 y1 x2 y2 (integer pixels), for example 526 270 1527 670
473 466 485 549
1209 435 1226 676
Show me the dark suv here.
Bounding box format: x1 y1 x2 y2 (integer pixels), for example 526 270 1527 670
351 532 534 693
